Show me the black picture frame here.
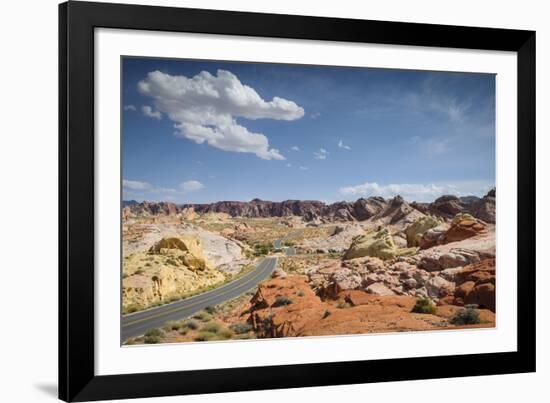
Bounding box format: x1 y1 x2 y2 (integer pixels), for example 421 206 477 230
59 1 536 401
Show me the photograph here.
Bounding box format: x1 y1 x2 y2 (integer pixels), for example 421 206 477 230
120 57 497 346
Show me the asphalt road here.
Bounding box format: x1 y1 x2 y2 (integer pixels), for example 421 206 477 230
121 257 278 341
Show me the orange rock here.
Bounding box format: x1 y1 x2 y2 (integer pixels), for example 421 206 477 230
452 259 496 312
248 277 495 338
440 218 487 244
465 283 496 312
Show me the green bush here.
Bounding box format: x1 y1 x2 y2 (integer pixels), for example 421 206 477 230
297 290 305 297
204 305 217 314
163 320 185 332
194 331 217 342
273 296 293 307
217 328 233 340
193 311 212 322
144 328 164 337
124 304 143 314
201 322 222 334
411 297 437 314
143 328 164 344
184 319 200 330
450 304 481 325
230 322 253 334
144 335 162 344
194 323 233 341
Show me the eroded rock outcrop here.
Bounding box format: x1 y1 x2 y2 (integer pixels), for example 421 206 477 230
248 276 494 338
122 236 225 311
343 228 417 261
405 215 444 247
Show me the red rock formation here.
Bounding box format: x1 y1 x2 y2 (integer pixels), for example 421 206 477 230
248 276 495 338
440 216 487 244
451 258 496 311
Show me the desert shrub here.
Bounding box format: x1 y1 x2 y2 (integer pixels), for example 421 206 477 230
297 290 305 297
124 304 143 314
134 269 145 275
194 331 217 342
217 328 233 340
204 305 217 314
230 322 253 334
144 335 162 344
235 333 253 340
163 320 184 332
144 328 164 337
450 304 480 325
253 243 272 256
143 328 164 344
412 297 437 314
184 319 200 330
201 322 222 334
337 301 351 309
273 296 293 307
193 311 212 322
322 310 331 319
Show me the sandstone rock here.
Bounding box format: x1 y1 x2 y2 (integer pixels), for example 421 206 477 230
149 236 211 271
365 282 396 296
439 213 487 244
470 188 496 224
405 215 443 247
248 277 479 338
427 195 464 219
419 248 485 271
439 267 465 282
370 195 426 228
419 224 448 249
425 276 455 298
465 283 495 311
302 224 364 253
180 207 198 221
343 228 416 261
455 280 476 298
448 258 496 311
271 268 288 279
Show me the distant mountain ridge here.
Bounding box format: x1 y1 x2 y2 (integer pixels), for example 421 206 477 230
123 188 495 223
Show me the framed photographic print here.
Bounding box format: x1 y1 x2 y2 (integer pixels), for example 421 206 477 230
59 1 536 401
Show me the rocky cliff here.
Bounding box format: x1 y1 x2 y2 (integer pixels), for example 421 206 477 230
123 188 495 223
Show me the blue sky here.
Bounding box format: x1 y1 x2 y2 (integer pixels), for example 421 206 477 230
122 57 495 203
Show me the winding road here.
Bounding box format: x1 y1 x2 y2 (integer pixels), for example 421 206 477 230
121 257 278 341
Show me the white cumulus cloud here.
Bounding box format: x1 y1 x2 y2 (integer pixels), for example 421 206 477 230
180 180 205 192
313 148 328 160
339 181 494 202
122 179 152 191
338 139 351 150
142 105 162 120
138 69 304 160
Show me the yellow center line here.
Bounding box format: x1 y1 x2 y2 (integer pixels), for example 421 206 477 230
122 258 276 329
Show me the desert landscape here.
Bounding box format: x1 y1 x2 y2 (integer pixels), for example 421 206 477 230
121 57 496 345
121 189 496 345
